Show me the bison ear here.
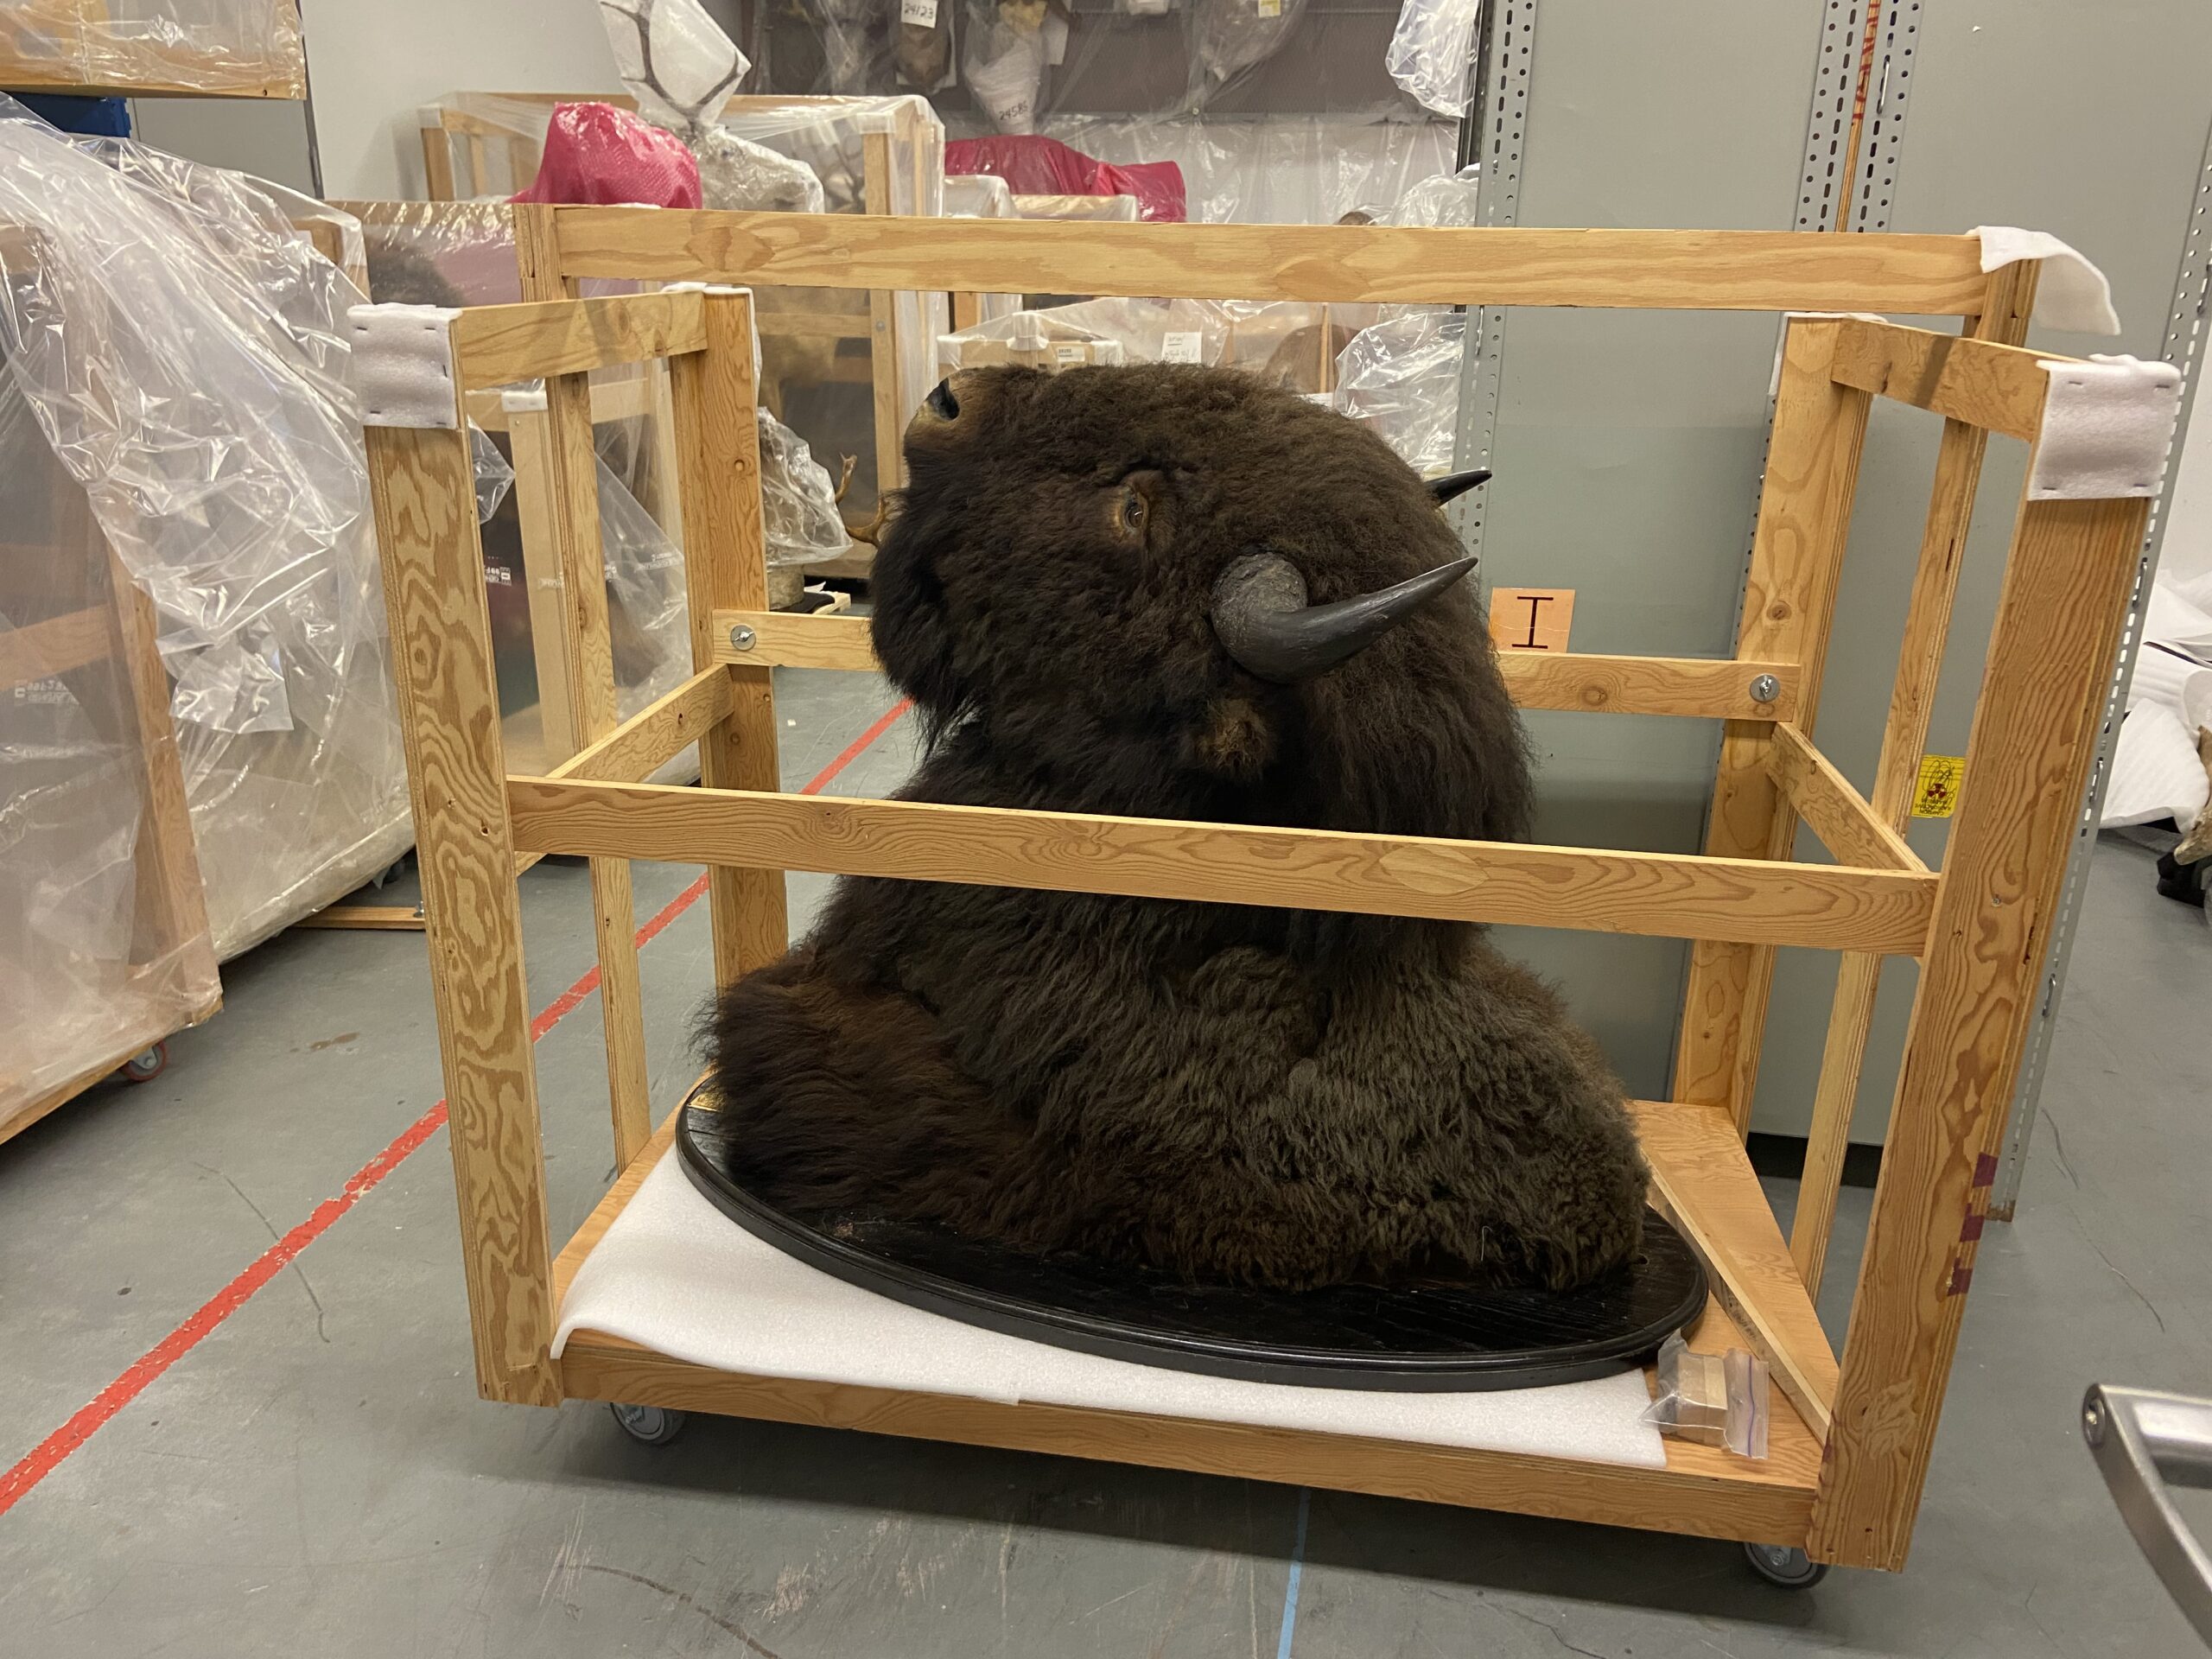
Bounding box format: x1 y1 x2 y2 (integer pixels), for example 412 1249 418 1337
1211 549 1477 684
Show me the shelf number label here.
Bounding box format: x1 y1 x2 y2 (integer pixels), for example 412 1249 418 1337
1487 588 1575 653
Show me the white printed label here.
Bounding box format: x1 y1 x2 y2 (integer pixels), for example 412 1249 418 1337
901 0 938 24
1160 330 1203 364
1053 342 1088 366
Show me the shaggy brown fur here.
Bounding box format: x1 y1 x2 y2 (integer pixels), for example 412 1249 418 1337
706 364 1649 1289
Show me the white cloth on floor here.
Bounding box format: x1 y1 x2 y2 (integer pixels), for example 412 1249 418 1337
2107 576 2212 829
554 1151 1669 1470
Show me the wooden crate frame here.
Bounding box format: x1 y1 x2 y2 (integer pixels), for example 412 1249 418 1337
0 526 220 1144
359 210 2152 1573
0 0 305 99
427 93 932 518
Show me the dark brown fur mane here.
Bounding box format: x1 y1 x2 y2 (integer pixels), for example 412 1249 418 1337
704 365 1644 1290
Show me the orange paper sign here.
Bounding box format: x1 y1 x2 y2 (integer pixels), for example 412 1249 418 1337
1488 588 1576 652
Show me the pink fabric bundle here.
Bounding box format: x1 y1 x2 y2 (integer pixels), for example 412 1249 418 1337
512 102 702 208
946 135 1185 223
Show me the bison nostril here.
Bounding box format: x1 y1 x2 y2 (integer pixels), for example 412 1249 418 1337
927 378 959 421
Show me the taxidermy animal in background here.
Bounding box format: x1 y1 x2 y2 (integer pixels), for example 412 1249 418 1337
706 364 1649 1290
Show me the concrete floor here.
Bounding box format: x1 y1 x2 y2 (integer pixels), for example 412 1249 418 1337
3 663 2209 1657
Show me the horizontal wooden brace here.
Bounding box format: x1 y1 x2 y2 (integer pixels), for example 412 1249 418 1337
538 664 734 786
550 210 1993 315
710 609 1805 721
1828 318 2056 442
505 777 1938 953
1767 723 1925 873
753 308 874 340
463 374 654 433
0 604 109 693
449 291 709 391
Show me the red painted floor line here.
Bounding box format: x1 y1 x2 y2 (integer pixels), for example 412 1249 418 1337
0 697 912 1521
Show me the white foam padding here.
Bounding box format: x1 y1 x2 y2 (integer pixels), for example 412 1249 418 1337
554 1152 1669 1469
348 303 462 429
1973 226 2123 335
2028 354 2183 501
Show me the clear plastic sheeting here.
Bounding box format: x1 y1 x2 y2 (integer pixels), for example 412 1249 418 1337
351 199 522 306
0 103 410 958
598 0 752 137
1386 0 1482 118
740 0 1409 120
1325 308 1464 476
0 385 219 1132
938 296 1371 395
1039 115 1458 226
758 410 854 570
0 0 306 98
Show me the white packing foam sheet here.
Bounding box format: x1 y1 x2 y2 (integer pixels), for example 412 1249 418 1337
2028 354 2183 502
1972 226 2123 336
554 1150 1670 1470
348 302 462 429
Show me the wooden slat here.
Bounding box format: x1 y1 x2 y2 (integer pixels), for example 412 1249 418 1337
448 292 709 391
541 664 734 785
547 210 1993 314
363 422 561 1407
505 776 1938 955
1630 1100 1837 1442
0 604 108 692
511 201 579 304
420 122 458 202
292 903 424 931
667 289 790 990
1829 316 2051 442
1793 261 2039 1298
503 406 580 765
711 609 1807 721
464 376 655 433
1766 723 1923 872
541 367 652 1170
106 548 219 1014
550 1123 1817 1545
1675 319 1873 1129
1811 493 2151 1572
558 1327 1815 1543
861 132 906 495
753 308 873 340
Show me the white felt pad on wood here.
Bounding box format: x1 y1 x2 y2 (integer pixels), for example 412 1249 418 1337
554 1151 1669 1470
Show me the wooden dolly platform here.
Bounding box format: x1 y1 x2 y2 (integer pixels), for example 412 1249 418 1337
358 211 2156 1575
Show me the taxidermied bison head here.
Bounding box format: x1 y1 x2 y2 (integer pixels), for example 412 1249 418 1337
870 364 1531 845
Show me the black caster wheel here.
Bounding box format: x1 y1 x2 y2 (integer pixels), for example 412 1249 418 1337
1743 1542 1827 1589
120 1043 168 1084
609 1402 687 1446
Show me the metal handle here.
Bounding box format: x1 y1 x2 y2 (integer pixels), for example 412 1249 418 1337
2083 1383 2212 1647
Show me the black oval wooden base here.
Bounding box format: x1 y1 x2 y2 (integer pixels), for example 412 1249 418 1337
677 1094 1707 1393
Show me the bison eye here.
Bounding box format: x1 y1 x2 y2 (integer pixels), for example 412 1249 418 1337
1119 490 1147 535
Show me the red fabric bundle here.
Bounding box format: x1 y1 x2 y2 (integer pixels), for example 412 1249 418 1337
946 135 1186 223
512 102 701 208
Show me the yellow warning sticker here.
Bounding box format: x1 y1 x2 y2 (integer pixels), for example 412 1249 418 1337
1913 754 1965 818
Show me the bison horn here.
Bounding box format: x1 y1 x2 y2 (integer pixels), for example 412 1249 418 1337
1428 467 1491 505
1211 550 1478 683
